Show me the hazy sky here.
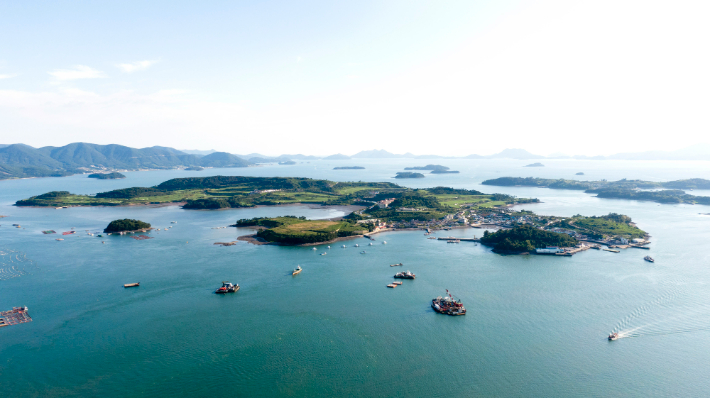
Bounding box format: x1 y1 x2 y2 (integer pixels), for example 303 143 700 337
1 0 708 156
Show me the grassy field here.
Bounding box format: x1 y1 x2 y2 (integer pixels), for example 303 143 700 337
570 216 646 239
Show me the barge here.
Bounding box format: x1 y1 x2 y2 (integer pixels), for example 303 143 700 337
432 290 466 316
394 271 415 279
0 307 32 328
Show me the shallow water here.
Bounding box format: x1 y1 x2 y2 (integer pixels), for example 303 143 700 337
2 160 710 396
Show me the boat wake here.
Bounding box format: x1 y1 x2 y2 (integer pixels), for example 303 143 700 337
0 249 39 281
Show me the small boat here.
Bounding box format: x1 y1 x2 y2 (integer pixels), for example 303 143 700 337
387 284 396 288
215 281 239 294
171 221 177 224
360 251 366 254
56 238 64 241
320 252 327 256
392 281 402 285
383 241 387 244
644 256 654 263
327 246 330 249
608 332 619 341
368 242 373 246
341 245 346 248
312 248 317 251
292 265 302 276
355 244 359 247
394 270 416 279
123 282 140 288
390 263 403 267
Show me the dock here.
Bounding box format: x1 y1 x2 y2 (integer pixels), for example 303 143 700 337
0 307 32 328
436 237 480 242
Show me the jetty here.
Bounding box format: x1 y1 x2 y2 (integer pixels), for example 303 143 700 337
0 307 32 328
436 237 479 242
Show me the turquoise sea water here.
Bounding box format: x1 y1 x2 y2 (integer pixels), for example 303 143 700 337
2 160 710 397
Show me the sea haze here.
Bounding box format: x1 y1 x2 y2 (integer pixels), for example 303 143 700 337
1 159 710 396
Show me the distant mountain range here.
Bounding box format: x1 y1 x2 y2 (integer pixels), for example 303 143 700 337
2 142 709 180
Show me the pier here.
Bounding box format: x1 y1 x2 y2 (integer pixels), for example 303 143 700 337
436 237 480 242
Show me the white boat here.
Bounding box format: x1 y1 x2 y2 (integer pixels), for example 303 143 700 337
327 246 331 249
312 247 317 251
355 244 359 247
321 252 327 256
342 245 346 248
383 241 387 244
292 265 302 276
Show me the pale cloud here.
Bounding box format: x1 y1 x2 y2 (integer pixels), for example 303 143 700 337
117 60 158 73
48 65 106 80
0 74 16 79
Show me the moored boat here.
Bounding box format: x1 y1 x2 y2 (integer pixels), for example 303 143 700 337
124 282 140 288
390 263 403 267
431 290 466 316
215 281 239 293
292 265 302 276
644 255 654 263
394 270 415 279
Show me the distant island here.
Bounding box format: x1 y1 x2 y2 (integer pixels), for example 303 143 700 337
430 170 460 174
524 163 544 167
395 172 425 179
278 160 296 165
576 172 584 175
333 166 365 170
104 219 151 233
185 166 204 171
323 154 351 160
405 164 449 171
88 172 126 179
482 177 710 205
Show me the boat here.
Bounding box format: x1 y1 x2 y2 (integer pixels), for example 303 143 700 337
327 246 331 249
369 242 373 246
360 251 366 254
431 290 466 316
292 265 302 276
387 284 396 288
394 270 415 279
355 244 359 247
447 239 460 244
608 332 619 341
56 238 64 241
644 255 654 263
390 263 403 267
342 245 346 248
383 241 387 244
215 281 239 293
392 281 402 285
320 252 327 256
312 247 317 251
123 282 140 288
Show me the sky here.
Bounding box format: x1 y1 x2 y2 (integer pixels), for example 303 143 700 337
1 0 709 157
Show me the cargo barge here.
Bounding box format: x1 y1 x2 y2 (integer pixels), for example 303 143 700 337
0 307 32 328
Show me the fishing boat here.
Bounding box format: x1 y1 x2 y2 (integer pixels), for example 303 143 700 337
431 290 466 316
390 263 403 267
644 255 654 263
292 265 302 276
123 282 140 288
312 247 317 251
608 332 619 341
320 252 327 256
215 281 239 293
394 270 415 279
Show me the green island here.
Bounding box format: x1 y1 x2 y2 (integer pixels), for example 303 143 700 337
333 166 365 170
15 175 646 250
480 225 576 253
104 219 151 233
395 172 425 179
88 172 126 179
482 177 710 205
185 166 204 171
236 216 370 244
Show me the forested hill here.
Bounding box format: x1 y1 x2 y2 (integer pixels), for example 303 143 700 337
0 143 251 180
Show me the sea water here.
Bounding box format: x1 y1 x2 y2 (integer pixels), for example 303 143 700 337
1 160 710 396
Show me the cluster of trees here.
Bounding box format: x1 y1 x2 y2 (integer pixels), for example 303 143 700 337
480 225 578 253
15 191 71 206
104 219 151 233
426 187 484 195
235 216 305 228
591 188 710 205
394 172 425 179
183 197 255 209
95 187 165 199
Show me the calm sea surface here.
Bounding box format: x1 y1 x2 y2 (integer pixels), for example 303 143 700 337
2 159 710 397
